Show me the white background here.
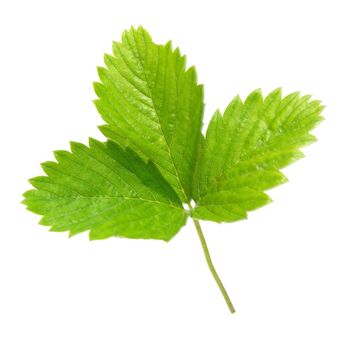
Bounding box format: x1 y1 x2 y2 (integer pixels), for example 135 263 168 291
1 0 349 349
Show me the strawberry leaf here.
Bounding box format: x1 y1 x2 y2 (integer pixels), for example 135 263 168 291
192 89 324 222
23 27 324 313
94 26 204 202
23 139 187 241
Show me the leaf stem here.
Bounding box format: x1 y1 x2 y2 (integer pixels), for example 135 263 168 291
191 217 236 313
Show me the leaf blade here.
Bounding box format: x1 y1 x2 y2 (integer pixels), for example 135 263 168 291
192 88 323 222
23 139 188 241
94 26 204 202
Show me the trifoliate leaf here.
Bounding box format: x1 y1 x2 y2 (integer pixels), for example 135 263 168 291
192 88 324 222
23 26 324 313
23 139 187 241
94 26 204 202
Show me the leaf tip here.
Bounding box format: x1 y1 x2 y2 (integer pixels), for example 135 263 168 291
69 141 84 153
53 150 68 163
245 88 263 104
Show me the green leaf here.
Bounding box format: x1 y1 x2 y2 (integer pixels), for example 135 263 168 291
94 26 204 202
23 26 324 313
23 139 187 241
192 88 324 222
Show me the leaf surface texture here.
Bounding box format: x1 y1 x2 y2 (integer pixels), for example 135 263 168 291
192 89 324 222
23 139 187 241
94 26 204 202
